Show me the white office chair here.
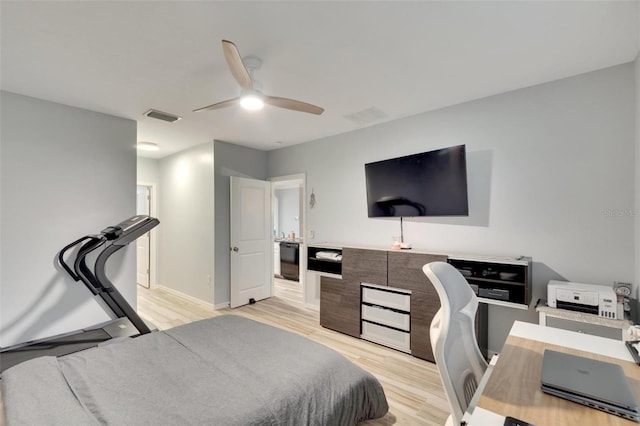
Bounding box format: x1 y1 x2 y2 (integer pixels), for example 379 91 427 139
424 261 488 426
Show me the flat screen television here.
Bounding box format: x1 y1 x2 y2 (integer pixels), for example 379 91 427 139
365 144 469 217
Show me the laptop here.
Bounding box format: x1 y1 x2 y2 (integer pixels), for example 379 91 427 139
541 349 640 422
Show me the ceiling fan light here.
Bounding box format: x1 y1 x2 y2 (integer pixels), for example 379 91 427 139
137 141 159 151
240 94 264 111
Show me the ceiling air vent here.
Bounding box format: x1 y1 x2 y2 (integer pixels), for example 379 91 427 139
343 107 388 126
143 109 182 123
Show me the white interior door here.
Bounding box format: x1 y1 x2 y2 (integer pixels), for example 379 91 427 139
136 185 151 288
230 177 272 308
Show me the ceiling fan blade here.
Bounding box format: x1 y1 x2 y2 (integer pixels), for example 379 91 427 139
222 40 252 90
264 96 324 115
193 97 239 112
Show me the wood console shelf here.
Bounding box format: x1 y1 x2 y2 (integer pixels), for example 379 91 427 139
311 244 531 363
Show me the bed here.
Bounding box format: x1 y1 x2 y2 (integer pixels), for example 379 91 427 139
2 315 388 425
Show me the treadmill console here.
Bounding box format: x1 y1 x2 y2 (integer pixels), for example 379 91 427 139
101 226 123 240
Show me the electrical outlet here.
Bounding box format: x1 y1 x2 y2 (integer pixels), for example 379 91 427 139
613 281 632 297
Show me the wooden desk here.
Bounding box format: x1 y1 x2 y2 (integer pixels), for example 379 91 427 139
469 321 640 425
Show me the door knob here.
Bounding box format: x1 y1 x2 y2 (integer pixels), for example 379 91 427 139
231 247 239 252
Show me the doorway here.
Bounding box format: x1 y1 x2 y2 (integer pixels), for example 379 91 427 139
270 174 305 300
136 184 153 288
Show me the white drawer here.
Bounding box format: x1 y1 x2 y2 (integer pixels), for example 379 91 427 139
361 321 411 353
362 287 410 312
362 305 410 331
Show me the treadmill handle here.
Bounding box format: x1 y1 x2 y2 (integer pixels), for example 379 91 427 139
58 236 97 281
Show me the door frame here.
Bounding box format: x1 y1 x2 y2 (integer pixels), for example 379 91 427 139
137 181 158 288
269 173 306 295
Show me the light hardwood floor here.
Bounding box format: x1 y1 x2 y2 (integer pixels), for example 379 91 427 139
138 278 449 426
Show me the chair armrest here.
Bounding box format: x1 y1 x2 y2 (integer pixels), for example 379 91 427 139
462 354 500 421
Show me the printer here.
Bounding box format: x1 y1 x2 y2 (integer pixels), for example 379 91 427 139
547 280 618 319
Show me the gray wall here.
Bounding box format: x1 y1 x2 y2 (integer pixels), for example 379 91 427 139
267 64 636 353
636 53 640 300
1 91 136 348
214 140 267 306
137 157 160 185
157 142 215 303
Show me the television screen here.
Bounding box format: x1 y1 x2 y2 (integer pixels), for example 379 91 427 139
365 145 468 217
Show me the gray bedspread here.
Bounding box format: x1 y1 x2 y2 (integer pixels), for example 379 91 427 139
2 315 388 425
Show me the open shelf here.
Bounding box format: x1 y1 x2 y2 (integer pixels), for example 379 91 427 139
308 246 343 275
448 257 532 307
309 257 342 263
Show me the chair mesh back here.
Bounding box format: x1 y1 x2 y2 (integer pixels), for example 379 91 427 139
462 371 478 407
425 261 488 425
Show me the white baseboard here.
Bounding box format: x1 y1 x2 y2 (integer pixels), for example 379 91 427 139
156 285 214 310
304 303 319 312
214 302 230 310
486 349 499 359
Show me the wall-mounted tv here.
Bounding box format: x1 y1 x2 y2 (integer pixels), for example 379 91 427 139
365 144 469 217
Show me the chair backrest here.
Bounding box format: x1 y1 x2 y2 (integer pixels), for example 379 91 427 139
424 261 488 425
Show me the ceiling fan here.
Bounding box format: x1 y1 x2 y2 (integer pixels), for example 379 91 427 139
194 40 324 115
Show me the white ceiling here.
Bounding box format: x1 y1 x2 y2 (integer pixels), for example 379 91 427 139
1 1 638 159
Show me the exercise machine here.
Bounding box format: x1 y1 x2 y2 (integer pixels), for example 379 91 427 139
1 215 159 372
59 214 159 335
